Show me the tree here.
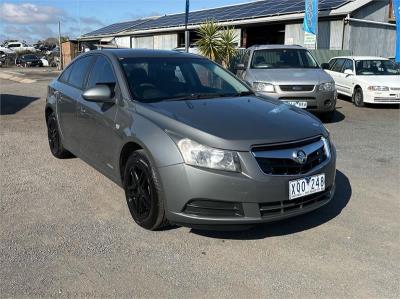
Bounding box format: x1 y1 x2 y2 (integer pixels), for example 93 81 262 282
195 20 238 68
195 20 221 61
219 27 238 68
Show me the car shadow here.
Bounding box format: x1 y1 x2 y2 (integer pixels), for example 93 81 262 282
317 109 346 124
190 170 351 240
0 94 40 115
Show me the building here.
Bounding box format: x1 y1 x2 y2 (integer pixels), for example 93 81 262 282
78 0 397 57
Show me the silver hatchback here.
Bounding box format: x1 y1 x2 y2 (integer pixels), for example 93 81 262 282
236 45 337 118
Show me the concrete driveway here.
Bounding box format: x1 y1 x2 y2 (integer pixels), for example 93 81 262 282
0 75 399 298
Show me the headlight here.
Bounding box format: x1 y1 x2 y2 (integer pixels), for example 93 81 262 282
319 82 335 91
253 82 275 93
321 136 331 159
177 138 241 172
367 86 389 91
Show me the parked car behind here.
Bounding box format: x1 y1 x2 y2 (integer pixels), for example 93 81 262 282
236 45 337 119
45 49 336 230
16 54 43 67
323 56 400 107
6 41 37 53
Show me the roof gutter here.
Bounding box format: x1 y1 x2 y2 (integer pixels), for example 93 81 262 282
344 16 396 28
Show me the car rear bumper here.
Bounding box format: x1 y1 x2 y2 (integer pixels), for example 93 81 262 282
258 90 337 113
159 146 336 226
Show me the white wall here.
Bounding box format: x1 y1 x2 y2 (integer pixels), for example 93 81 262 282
133 36 154 49
115 36 131 48
285 20 344 50
154 34 178 50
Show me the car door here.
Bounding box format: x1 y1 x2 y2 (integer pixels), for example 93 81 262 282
340 59 355 96
55 55 94 153
237 50 250 79
329 58 346 94
76 55 121 177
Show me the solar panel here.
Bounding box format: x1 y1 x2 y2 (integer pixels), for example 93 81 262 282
82 18 155 37
134 0 350 30
83 0 350 37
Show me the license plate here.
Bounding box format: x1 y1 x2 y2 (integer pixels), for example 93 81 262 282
289 174 325 200
283 101 307 109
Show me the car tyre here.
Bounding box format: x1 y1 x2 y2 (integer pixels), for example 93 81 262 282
123 150 168 230
353 87 365 107
46 112 73 158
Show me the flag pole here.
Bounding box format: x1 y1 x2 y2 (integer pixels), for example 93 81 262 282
185 0 190 52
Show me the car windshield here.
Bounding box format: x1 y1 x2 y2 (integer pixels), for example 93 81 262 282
251 49 319 69
355 60 400 75
120 57 251 102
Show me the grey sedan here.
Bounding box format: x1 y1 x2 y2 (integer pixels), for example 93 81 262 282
46 49 336 230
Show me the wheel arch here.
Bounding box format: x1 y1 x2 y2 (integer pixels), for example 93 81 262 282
119 141 143 182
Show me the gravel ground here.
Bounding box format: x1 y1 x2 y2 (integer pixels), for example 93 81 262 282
0 76 399 298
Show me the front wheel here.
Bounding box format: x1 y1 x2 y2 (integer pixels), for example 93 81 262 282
353 87 365 107
123 150 168 230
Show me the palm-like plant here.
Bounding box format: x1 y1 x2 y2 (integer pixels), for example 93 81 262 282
195 20 222 61
219 27 238 68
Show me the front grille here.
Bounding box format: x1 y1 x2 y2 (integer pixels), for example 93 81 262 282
259 187 331 218
183 200 244 218
390 87 400 91
279 85 314 92
252 137 328 175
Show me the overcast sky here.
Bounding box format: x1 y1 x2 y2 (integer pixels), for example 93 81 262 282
0 0 254 44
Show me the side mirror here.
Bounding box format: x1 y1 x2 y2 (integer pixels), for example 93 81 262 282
344 69 354 75
321 63 330 70
235 63 246 71
82 84 114 103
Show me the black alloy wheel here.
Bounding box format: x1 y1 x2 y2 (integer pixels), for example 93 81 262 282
123 150 167 230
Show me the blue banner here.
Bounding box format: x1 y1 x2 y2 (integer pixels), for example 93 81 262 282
303 0 318 35
394 0 400 62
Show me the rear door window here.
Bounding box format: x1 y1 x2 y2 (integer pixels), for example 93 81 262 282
68 56 95 89
331 58 345 72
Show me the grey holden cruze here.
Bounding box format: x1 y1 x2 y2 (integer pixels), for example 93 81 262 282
46 49 336 230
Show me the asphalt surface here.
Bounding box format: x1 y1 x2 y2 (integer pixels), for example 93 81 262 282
0 74 399 298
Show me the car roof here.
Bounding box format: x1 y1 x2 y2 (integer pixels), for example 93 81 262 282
329 56 389 61
87 48 202 59
248 44 306 50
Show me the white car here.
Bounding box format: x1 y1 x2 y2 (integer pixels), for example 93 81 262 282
5 41 37 53
324 56 400 107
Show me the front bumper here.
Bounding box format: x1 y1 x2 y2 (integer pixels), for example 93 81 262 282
363 90 400 104
159 146 336 226
258 89 337 113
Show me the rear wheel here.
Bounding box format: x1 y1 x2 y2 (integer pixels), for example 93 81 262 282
46 112 73 158
353 87 365 107
123 150 168 230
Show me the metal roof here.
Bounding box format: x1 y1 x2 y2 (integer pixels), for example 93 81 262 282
82 18 157 37
81 0 351 38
